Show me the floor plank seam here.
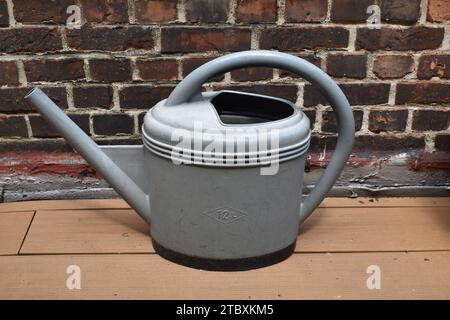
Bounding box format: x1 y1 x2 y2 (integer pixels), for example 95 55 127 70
17 210 36 256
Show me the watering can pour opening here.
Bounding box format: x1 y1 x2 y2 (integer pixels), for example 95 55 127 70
24 50 355 271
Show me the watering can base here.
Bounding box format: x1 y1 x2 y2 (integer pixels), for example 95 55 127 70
152 239 296 271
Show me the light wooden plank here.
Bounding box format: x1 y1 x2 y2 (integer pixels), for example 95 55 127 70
20 209 152 254
0 199 129 213
1 197 449 213
20 206 450 254
0 211 34 255
1 251 449 299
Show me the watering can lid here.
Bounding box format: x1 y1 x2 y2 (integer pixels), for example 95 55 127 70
141 90 311 167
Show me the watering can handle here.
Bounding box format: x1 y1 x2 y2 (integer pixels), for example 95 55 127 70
166 50 355 223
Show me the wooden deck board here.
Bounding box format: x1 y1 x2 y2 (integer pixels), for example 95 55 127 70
0 211 34 255
1 251 449 299
19 206 450 254
1 197 449 299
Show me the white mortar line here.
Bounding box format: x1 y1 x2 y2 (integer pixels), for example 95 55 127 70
128 0 136 24
277 0 286 25
16 60 27 87
177 0 186 23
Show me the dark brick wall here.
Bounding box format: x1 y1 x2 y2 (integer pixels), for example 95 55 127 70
0 0 448 154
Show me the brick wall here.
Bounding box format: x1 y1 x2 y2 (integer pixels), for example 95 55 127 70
0 0 449 200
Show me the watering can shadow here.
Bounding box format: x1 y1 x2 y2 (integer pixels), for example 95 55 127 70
25 50 354 271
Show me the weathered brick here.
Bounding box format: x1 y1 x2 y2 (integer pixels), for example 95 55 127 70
95 137 142 145
185 0 230 23
214 84 298 102
382 0 421 24
428 0 450 22
396 82 450 105
14 0 73 24
235 0 277 23
304 83 390 106
89 59 132 83
30 114 90 137
0 116 28 137
0 87 67 113
66 27 154 51
24 59 85 82
435 134 449 151
0 28 62 53
1 139 73 152
119 86 175 109
82 0 128 24
279 54 321 78
260 27 349 51
331 0 421 24
230 67 273 81
285 0 327 23
308 135 337 152
0 61 18 85
161 28 251 53
182 56 224 81
353 136 424 151
373 55 414 79
135 0 177 23
326 54 367 79
417 55 450 79
0 0 9 27
93 114 134 135
356 27 444 51
322 110 363 133
412 110 450 131
369 110 408 133
136 58 178 81
73 86 113 109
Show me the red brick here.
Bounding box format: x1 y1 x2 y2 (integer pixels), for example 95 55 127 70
89 59 132 83
0 87 67 113
235 0 277 23
369 110 408 133
119 86 175 109
0 61 18 85
82 0 128 24
0 28 62 53
260 27 349 51
185 0 230 23
428 0 450 22
356 27 444 51
93 114 134 135
353 136 424 151
279 54 321 78
396 82 450 105
181 56 224 81
73 86 113 109
0 0 9 27
285 0 327 23
214 84 298 102
412 110 450 131
135 0 178 23
373 55 414 79
331 0 421 24
66 26 154 51
326 54 367 79
435 134 450 151
417 55 450 79
1 139 73 152
382 0 421 24
136 58 178 81
304 83 390 106
322 110 363 133
0 116 28 137
13 0 74 24
24 59 85 82
30 114 90 137
230 68 273 81
161 28 251 53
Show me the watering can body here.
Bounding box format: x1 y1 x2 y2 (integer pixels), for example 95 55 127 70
25 50 355 271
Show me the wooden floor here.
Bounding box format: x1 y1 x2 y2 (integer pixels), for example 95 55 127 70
0 197 449 299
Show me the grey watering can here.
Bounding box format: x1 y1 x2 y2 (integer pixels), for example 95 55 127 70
25 50 355 271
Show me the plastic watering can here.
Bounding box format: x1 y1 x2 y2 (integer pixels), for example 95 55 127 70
25 50 354 271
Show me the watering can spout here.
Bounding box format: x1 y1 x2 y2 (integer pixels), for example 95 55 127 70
24 88 151 224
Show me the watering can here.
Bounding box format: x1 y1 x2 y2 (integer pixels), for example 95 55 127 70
25 50 355 271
